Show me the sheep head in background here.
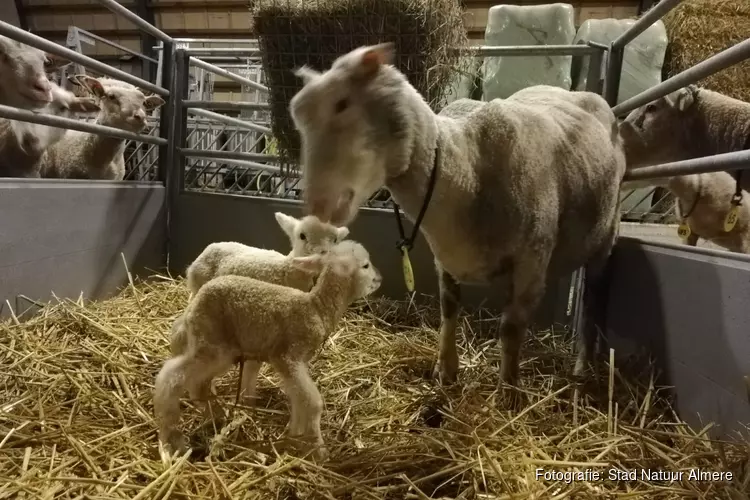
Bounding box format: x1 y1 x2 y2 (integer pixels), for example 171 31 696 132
619 85 699 169
0 35 69 110
69 74 165 132
289 42 404 226
274 212 350 257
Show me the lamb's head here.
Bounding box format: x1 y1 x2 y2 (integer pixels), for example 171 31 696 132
0 36 68 110
292 240 382 300
289 42 413 226
69 75 165 132
619 85 699 169
274 211 349 257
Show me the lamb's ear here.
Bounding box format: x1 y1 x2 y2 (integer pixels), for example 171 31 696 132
294 66 321 86
76 75 105 98
291 255 324 274
334 226 349 242
70 97 100 114
355 42 395 81
274 212 299 239
144 95 166 110
666 86 697 112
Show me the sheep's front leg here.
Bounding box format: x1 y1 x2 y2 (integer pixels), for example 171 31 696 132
433 267 461 384
274 359 328 461
497 256 549 408
239 360 262 406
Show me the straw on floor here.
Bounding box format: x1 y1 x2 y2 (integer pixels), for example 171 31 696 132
252 0 470 163
0 274 748 498
662 0 750 102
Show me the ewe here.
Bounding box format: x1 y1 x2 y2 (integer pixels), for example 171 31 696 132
289 42 627 403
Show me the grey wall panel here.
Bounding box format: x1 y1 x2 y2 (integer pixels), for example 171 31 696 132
171 192 573 328
0 180 165 318
605 237 750 439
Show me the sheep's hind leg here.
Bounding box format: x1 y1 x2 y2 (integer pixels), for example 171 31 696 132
433 266 461 385
273 359 328 461
239 360 263 406
497 255 549 409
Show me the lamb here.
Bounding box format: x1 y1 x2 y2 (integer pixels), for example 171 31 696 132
0 82 100 178
154 241 382 459
0 35 67 110
288 42 627 404
39 75 165 180
275 211 350 257
619 85 750 252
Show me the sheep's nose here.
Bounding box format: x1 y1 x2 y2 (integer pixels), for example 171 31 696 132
134 110 146 121
33 80 52 100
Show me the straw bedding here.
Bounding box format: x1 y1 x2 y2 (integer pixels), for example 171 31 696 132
252 0 469 163
1 275 749 498
662 0 750 102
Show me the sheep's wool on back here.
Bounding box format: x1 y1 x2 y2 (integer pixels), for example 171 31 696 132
572 18 668 104
482 3 576 100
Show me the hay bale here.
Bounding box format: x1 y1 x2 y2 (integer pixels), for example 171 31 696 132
1 276 749 497
252 0 469 162
663 0 750 102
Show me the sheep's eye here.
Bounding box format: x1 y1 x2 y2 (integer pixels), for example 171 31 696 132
299 233 306 241
645 103 657 113
334 98 348 114
363 263 370 269
107 93 116 100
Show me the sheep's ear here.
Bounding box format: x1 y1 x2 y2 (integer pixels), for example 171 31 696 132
67 75 82 87
274 212 299 239
291 255 324 274
294 66 321 86
355 42 395 81
144 95 166 110
70 97 100 114
666 86 696 112
334 226 349 242
76 75 105 98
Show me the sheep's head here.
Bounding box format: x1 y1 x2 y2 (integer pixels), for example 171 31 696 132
274 211 349 257
0 36 66 110
291 240 382 300
69 75 165 132
289 42 411 226
619 85 699 168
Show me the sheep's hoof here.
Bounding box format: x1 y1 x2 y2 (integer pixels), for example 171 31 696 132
159 431 188 459
498 384 523 411
432 359 458 385
312 444 330 462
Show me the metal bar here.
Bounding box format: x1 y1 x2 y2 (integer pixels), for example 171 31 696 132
623 151 750 181
585 48 605 95
0 104 166 145
76 28 158 64
180 148 278 163
183 100 270 111
157 41 174 184
613 38 750 116
135 0 157 82
174 38 259 44
187 108 272 135
186 48 262 57
189 57 269 93
0 21 168 97
612 0 684 49
96 0 172 43
604 46 624 107
456 45 600 57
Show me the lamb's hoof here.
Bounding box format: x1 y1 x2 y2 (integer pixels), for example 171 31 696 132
432 358 458 385
312 444 330 462
498 384 523 411
159 431 188 460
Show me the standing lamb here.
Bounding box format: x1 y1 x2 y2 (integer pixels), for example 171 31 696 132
275 211 350 257
0 82 100 178
0 35 67 110
288 42 627 403
39 75 165 180
154 243 382 459
619 85 750 252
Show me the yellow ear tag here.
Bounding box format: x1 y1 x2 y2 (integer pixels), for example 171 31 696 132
677 222 691 240
724 205 740 233
400 246 415 293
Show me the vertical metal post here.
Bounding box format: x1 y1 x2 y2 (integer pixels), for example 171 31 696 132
604 45 624 107
157 41 174 185
164 49 190 268
585 47 605 96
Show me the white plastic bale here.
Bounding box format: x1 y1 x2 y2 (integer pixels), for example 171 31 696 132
481 3 576 100
572 18 668 105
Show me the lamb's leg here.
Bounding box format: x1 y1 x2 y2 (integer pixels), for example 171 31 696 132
497 255 550 407
433 266 461 384
273 359 328 461
239 360 263 406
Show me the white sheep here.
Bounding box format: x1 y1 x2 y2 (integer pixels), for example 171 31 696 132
289 43 627 403
154 240 382 459
0 82 100 178
275 211 350 257
0 35 67 110
619 85 750 252
39 75 165 180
